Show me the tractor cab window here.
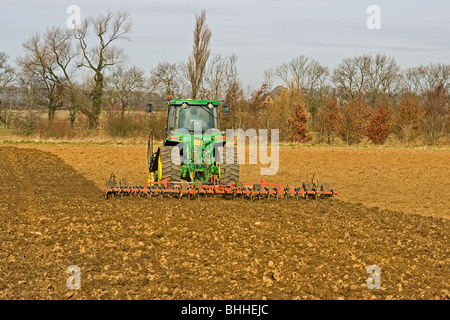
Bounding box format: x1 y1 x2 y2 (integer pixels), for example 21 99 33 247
173 106 218 132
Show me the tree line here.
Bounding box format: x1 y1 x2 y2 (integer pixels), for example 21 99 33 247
0 10 448 144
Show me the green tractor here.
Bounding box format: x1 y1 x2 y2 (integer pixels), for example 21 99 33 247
146 99 239 185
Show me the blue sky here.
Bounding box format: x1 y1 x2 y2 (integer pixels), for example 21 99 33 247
1 0 449 89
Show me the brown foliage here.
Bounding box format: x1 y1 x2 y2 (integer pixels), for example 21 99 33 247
422 84 448 145
258 87 303 141
288 103 312 142
221 81 251 130
392 93 424 144
338 95 372 144
316 97 341 144
366 104 391 144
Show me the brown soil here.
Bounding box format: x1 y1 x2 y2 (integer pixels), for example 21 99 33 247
0 146 448 300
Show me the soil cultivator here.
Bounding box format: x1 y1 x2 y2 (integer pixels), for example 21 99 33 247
104 98 337 201
105 174 337 201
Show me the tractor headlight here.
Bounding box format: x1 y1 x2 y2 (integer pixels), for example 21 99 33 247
182 102 188 109
207 102 213 109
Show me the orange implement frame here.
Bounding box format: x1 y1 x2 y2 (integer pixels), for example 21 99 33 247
105 178 337 201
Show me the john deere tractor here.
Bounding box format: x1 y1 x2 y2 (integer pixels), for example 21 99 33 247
146 99 239 184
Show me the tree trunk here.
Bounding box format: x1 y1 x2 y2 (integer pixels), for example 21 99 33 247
121 99 127 117
90 71 104 129
48 97 57 121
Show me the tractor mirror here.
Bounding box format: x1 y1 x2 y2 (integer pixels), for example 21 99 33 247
222 105 230 114
146 104 153 113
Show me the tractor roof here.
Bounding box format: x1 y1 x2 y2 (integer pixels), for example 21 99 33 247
169 99 220 106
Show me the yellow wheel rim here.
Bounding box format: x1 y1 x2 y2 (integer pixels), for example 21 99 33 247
157 151 162 181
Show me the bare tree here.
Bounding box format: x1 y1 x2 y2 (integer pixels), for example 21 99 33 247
18 26 80 123
74 11 132 128
332 55 371 104
273 55 329 127
422 84 448 145
274 55 328 92
404 63 450 94
305 60 329 92
275 62 294 91
366 53 402 107
332 53 401 107
226 54 239 84
16 69 39 110
0 52 15 113
187 10 211 99
150 61 182 98
263 67 276 92
204 54 228 100
46 26 81 124
204 53 239 100
18 32 61 120
105 65 145 116
9 69 43 136
302 59 329 128
289 55 310 91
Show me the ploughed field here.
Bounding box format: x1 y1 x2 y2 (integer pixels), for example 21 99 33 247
0 145 448 300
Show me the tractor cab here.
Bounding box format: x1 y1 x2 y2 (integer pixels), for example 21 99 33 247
168 100 220 133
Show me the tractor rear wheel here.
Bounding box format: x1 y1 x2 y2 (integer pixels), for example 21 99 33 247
220 145 240 184
158 146 181 182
